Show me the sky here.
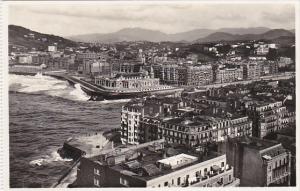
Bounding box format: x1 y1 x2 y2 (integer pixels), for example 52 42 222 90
8 2 295 37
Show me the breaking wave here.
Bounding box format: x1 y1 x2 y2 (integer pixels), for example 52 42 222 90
29 151 72 167
9 74 90 101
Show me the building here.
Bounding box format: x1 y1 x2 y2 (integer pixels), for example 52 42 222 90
47 56 75 70
260 61 278 76
111 61 143 74
121 97 184 145
278 57 293 68
76 52 102 60
242 62 261 80
225 137 291 186
121 100 145 145
152 64 179 85
246 100 295 138
178 65 213 86
74 139 239 187
48 45 57 52
215 67 243 83
17 54 32 64
157 115 252 147
76 52 103 73
255 44 269 55
82 60 111 76
95 71 162 92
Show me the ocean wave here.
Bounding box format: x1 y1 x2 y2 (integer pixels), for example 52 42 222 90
9 74 90 101
29 151 73 167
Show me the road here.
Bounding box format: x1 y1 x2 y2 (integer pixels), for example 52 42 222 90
198 73 295 89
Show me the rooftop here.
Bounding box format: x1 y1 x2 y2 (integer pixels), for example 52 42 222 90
164 115 226 127
110 146 221 181
89 140 223 181
230 136 281 152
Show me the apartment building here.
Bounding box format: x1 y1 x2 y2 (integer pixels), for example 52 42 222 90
74 139 239 187
178 65 213 86
157 115 252 147
215 67 243 83
226 137 291 186
120 97 184 145
152 64 179 85
242 62 261 80
246 100 295 138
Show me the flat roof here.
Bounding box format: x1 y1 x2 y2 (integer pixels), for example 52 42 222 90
157 153 198 167
108 146 222 181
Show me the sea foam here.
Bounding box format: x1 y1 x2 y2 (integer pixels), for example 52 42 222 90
9 74 90 101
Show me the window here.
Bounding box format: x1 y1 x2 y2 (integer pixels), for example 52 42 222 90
172 179 174 185
177 177 181 185
94 177 99 186
229 175 232 182
221 162 225 167
120 177 129 186
220 177 223 183
94 168 100 175
164 181 168 187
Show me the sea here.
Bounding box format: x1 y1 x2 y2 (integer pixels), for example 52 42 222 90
9 74 130 188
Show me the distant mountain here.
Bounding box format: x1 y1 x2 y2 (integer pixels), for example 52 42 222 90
195 29 294 43
217 27 270 35
69 27 169 43
168 29 215 42
9 25 78 50
67 27 272 43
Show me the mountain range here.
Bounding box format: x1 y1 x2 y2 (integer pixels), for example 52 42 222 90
68 27 294 43
195 29 294 43
9 25 295 50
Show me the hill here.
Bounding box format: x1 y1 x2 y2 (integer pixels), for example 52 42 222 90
9 25 78 51
195 29 294 43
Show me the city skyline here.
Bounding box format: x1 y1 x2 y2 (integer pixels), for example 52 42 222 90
9 3 295 37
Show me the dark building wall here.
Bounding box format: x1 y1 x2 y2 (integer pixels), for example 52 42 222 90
240 147 265 186
226 140 266 186
76 158 98 187
106 168 147 187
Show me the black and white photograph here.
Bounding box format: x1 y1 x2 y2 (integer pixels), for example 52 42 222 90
1 0 299 189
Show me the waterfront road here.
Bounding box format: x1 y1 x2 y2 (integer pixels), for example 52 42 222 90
44 71 295 92
196 72 295 89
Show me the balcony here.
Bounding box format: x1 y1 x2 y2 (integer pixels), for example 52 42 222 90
271 172 290 183
224 178 240 187
190 167 234 187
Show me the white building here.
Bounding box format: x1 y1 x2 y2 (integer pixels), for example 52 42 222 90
48 45 57 52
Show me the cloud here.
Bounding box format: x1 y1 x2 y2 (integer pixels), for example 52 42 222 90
8 3 295 36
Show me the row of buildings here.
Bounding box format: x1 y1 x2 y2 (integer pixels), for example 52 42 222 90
150 60 278 86
10 46 289 89
74 135 292 187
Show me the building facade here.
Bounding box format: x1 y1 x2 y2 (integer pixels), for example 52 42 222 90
246 101 295 138
157 115 252 147
178 65 213 86
95 72 160 91
226 137 291 186
242 62 261 80
153 64 179 85
74 140 239 188
215 67 243 83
